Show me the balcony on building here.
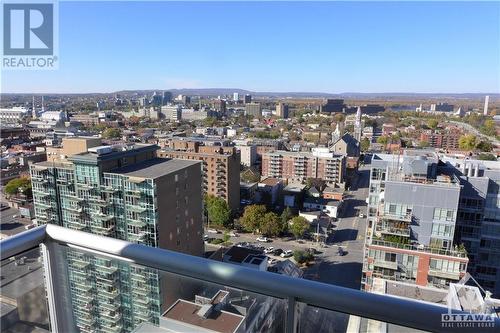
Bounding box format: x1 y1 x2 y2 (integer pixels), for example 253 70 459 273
1 225 497 333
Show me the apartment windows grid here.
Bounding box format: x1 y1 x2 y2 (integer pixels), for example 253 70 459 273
433 208 456 222
431 223 454 238
384 202 413 217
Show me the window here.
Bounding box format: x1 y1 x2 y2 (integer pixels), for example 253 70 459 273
431 224 454 238
433 208 456 222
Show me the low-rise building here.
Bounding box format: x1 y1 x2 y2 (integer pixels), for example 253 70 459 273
261 148 346 186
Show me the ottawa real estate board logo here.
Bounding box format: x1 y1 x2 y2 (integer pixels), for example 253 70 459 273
441 279 496 329
2 1 58 69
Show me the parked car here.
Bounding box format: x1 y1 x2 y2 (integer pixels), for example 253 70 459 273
359 213 365 218
338 247 346 256
207 229 219 234
273 248 283 256
256 236 268 242
229 231 239 237
0 203 9 211
280 250 293 258
203 234 209 241
264 247 274 254
267 258 278 265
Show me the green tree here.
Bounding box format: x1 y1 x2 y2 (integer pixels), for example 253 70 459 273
476 140 493 152
205 195 231 228
260 212 286 237
222 231 231 245
480 119 496 136
4 177 31 196
290 216 310 239
477 153 497 161
305 178 326 191
240 204 267 233
293 250 313 265
427 119 439 129
458 134 477 150
204 117 218 127
418 140 429 148
102 127 122 139
360 137 371 152
377 135 389 146
281 207 293 227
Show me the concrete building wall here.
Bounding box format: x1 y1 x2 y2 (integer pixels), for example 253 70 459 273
384 181 460 247
61 137 102 156
236 145 256 167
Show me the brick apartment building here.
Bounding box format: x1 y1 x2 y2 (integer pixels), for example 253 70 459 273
157 139 240 211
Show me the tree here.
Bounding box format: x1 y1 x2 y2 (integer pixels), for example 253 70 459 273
427 119 439 129
260 212 286 237
305 178 326 191
476 140 493 152
4 177 31 196
205 195 231 228
418 140 429 148
458 134 477 150
204 117 218 127
293 250 314 265
477 153 497 161
240 205 267 233
360 137 371 152
102 128 122 139
281 207 293 227
222 231 231 245
480 119 496 137
290 216 310 239
377 135 389 146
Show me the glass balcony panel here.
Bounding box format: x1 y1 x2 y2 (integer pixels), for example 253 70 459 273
50 242 287 333
295 303 431 333
0 248 51 333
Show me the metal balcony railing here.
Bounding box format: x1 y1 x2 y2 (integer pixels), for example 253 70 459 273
1 224 497 333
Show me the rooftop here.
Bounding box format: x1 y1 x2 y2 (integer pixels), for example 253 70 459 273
223 246 263 264
111 158 200 179
163 299 244 333
69 143 158 164
259 177 281 187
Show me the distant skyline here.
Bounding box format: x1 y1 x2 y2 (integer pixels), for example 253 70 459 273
2 1 500 94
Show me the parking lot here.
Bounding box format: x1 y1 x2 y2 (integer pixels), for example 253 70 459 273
0 201 33 239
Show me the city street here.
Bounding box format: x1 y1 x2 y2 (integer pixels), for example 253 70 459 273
206 164 371 291
304 165 370 289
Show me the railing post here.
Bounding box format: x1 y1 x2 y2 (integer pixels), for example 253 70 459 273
286 296 297 333
41 241 75 332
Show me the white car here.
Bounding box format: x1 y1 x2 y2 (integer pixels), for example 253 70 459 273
264 247 274 254
359 213 365 218
207 229 219 234
267 258 278 265
280 250 293 258
229 232 239 237
256 236 268 242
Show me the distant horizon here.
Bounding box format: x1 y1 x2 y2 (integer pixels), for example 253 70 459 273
2 2 499 94
1 88 499 97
